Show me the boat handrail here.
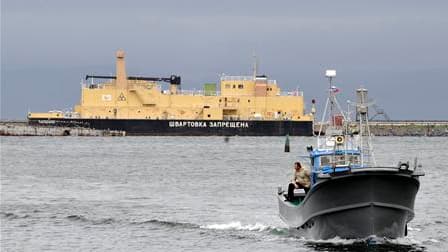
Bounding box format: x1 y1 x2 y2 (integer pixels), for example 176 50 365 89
163 90 303 97
315 166 424 178
220 75 255 81
279 91 303 96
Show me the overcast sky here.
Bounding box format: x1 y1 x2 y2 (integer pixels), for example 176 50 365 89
2 0 448 119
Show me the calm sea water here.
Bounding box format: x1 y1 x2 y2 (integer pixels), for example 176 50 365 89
1 136 447 252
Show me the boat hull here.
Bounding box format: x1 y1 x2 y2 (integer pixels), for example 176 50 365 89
28 118 313 136
278 169 420 239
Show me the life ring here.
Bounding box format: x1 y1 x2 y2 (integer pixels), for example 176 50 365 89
335 136 344 144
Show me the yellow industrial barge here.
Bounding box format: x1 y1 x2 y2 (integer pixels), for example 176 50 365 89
28 50 315 136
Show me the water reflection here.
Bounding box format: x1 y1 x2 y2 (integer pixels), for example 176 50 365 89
305 240 426 252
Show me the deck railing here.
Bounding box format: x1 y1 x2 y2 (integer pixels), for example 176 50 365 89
82 80 303 97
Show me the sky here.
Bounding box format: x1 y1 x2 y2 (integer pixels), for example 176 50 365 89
2 0 448 120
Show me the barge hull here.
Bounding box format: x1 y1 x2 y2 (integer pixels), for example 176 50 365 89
28 118 313 136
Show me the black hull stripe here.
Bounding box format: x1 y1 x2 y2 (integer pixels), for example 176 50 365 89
28 118 314 136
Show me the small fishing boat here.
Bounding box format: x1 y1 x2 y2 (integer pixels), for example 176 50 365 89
277 70 424 240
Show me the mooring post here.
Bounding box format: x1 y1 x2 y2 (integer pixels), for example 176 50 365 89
284 134 290 152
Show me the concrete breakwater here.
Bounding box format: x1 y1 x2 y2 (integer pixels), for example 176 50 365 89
315 121 448 137
368 121 448 136
0 121 125 136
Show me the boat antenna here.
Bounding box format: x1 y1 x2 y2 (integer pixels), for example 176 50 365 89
326 70 336 126
316 70 333 146
252 53 258 79
317 70 348 147
318 70 336 137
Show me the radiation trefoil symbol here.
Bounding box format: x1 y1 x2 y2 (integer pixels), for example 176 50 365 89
118 93 126 101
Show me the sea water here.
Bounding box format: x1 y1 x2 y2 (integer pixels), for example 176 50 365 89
1 136 446 251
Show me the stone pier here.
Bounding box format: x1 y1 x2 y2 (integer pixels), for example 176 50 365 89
0 121 125 136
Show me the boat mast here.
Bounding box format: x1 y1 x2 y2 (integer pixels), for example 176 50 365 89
323 70 347 127
356 88 376 166
327 71 335 127
317 70 337 147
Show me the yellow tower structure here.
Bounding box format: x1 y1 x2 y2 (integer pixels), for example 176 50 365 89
115 50 127 89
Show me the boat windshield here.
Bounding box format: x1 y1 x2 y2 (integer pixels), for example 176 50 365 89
320 154 360 167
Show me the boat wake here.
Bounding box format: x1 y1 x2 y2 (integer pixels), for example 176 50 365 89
130 219 199 229
1 211 433 250
134 219 287 234
132 218 290 237
200 221 278 232
199 221 430 251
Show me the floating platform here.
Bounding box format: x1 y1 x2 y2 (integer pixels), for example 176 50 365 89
0 121 125 136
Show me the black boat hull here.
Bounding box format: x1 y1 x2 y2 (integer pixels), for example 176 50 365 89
28 118 313 136
307 203 410 239
278 169 421 239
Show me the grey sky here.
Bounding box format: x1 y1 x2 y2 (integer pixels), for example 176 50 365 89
2 0 448 119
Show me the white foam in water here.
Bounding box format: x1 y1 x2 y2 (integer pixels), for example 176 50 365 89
407 226 422 232
387 236 419 244
307 236 360 245
200 221 270 231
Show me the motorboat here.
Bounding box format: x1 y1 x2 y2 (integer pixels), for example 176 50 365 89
277 70 424 239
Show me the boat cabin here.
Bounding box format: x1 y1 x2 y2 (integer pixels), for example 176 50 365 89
308 149 361 184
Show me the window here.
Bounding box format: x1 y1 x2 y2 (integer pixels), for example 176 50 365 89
333 155 347 166
238 84 244 89
233 85 236 89
349 155 360 164
207 114 211 118
320 154 360 167
225 84 231 89
320 156 331 166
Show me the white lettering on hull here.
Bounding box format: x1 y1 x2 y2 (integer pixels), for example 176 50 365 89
169 121 249 128
37 120 56 124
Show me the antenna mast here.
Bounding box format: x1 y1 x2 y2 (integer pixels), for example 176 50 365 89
356 88 376 166
326 70 336 126
252 53 258 79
